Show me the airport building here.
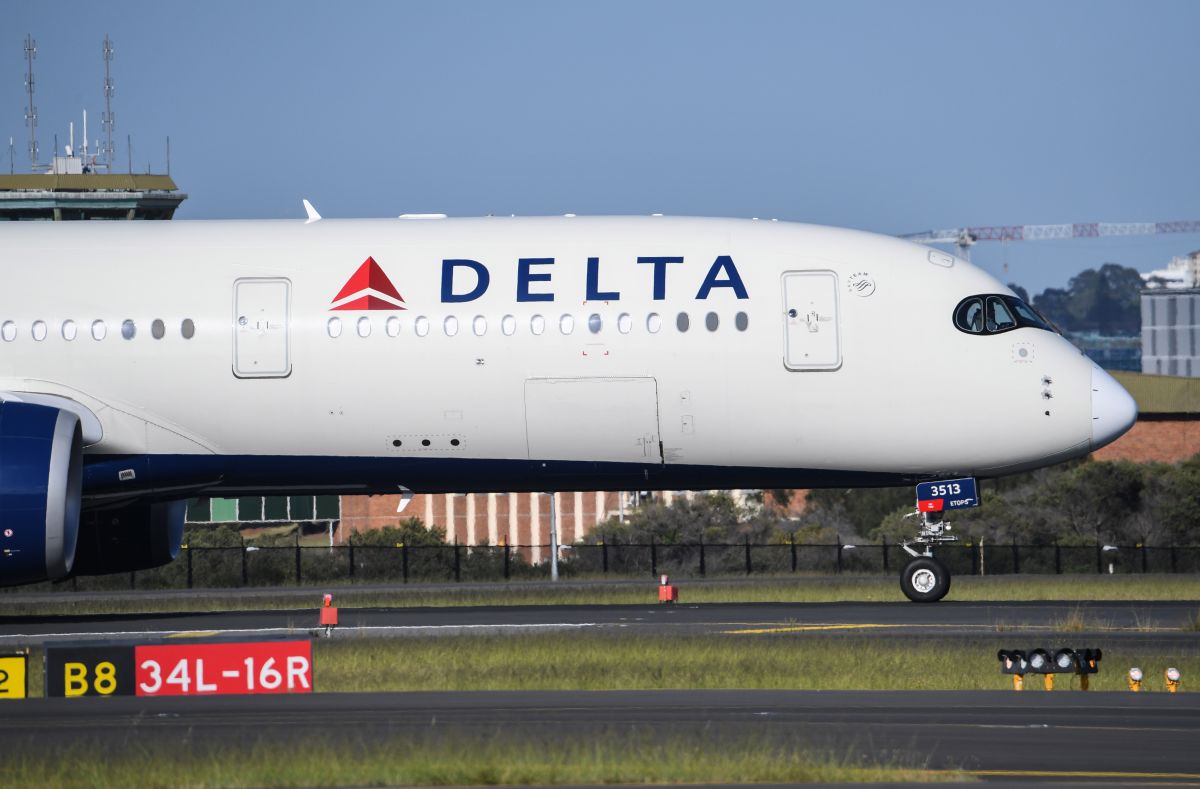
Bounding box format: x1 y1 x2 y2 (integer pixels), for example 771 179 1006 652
1140 251 1200 377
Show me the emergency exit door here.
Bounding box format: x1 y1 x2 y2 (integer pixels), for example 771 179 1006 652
234 278 291 378
782 270 841 371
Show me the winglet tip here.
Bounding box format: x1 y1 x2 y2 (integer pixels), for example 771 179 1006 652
302 199 321 223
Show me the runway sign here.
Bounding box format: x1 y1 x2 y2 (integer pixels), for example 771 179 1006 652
45 640 312 698
0 654 27 699
135 641 312 696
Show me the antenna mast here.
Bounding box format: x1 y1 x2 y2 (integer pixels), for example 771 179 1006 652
102 34 115 170
23 34 38 171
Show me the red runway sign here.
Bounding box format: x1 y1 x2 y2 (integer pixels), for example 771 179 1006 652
133 640 312 697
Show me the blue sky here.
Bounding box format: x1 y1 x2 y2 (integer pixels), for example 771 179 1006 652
3 0 1198 295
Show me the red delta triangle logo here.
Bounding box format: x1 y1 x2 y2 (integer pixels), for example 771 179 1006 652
330 257 406 310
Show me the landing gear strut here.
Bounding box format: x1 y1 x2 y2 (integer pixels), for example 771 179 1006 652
899 509 957 603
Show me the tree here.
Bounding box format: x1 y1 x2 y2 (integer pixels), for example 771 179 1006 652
348 517 445 546
1032 263 1143 335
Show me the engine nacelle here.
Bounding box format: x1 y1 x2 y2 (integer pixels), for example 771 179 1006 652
0 402 84 586
73 500 186 576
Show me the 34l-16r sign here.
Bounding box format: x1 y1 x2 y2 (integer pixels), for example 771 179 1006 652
46 640 312 698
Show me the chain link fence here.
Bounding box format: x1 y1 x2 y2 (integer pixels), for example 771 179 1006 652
45 537 1200 591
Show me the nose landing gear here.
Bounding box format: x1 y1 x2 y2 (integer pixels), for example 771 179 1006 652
899 510 958 603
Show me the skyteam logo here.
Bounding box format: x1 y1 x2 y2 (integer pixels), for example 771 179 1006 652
330 257 406 310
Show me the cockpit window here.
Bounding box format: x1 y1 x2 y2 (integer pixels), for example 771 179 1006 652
953 294 1058 336
986 297 1016 332
954 298 984 333
1009 299 1054 332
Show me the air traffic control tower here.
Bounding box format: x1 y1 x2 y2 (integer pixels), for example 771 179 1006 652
1 34 187 221
0 171 186 221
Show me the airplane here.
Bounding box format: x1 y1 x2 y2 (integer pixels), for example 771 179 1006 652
0 213 1137 601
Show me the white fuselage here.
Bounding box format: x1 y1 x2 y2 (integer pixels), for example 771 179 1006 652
0 216 1130 499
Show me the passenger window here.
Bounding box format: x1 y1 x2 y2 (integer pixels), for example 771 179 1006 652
647 313 662 334
473 316 487 336
181 319 196 339
444 316 459 336
735 312 749 331
560 314 575 334
414 316 430 337
954 298 984 333
32 321 47 341
501 315 516 336
386 316 401 337
676 312 690 332
62 320 77 341
705 312 719 332
357 317 372 337
986 297 1016 332
327 317 343 338
587 314 601 334
617 313 632 334
121 320 137 340
1 321 16 342
151 319 166 340
531 315 545 335
92 320 107 341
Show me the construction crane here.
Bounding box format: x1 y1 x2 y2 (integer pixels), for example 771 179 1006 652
901 220 1200 261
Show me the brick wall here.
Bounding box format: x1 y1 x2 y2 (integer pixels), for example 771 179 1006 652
1091 419 1200 464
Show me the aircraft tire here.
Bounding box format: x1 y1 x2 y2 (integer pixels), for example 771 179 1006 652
900 556 950 603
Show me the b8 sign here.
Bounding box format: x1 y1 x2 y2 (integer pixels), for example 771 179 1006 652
45 641 312 698
135 641 312 696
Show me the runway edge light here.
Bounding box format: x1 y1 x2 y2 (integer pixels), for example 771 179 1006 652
1128 667 1143 692
1165 667 1181 693
658 574 678 604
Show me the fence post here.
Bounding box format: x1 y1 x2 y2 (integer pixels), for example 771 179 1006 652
1011 539 1020 575
602 541 608 574
454 539 461 583
348 536 355 580
129 570 136 590
1096 541 1102 575
744 535 752 575
504 543 511 580
295 537 302 584
1170 545 1178 574
835 534 843 574
241 540 248 586
1054 539 1062 575
971 542 979 576
650 537 657 578
790 534 797 573
881 539 888 572
401 543 409 584
1140 542 1148 573
186 545 193 589
699 538 706 577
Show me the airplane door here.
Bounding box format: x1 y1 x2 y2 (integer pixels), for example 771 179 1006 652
233 278 292 378
782 271 841 370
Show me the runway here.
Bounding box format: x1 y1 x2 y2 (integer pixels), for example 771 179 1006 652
1 599 1197 645
5 689 1200 782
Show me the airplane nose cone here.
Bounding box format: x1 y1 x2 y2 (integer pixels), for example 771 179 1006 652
1091 366 1137 450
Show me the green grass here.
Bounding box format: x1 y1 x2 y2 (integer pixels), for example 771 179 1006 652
5 574 1200 616
312 632 1200 694
0 733 968 788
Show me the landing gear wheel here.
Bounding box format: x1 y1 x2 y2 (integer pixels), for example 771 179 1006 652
900 556 951 603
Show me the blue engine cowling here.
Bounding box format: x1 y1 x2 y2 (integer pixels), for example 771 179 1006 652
73 500 186 576
0 402 84 586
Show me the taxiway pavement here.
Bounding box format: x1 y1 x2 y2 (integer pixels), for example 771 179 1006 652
1 599 1197 645
5 689 1199 783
